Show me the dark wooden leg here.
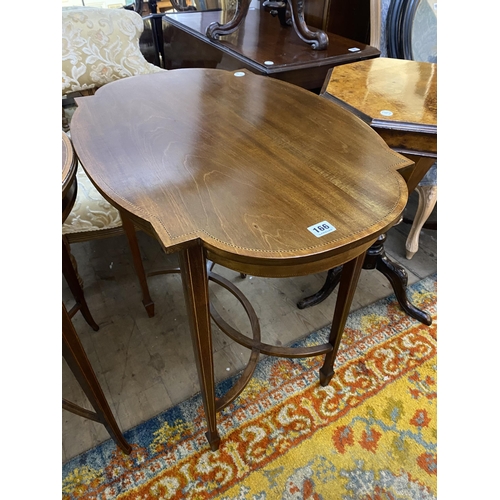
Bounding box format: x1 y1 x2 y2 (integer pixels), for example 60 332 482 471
205 0 251 39
62 238 99 331
120 213 155 318
180 244 220 451
288 0 329 50
62 303 131 454
262 0 291 26
367 234 432 326
297 234 432 326
297 266 343 309
319 253 365 386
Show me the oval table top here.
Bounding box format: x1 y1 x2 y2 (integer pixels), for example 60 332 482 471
62 131 77 199
70 69 411 276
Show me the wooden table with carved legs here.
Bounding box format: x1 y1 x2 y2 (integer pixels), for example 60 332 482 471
297 58 437 326
70 68 411 451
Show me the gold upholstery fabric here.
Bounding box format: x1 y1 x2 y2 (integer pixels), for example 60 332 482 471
62 7 166 234
63 161 122 235
62 6 163 95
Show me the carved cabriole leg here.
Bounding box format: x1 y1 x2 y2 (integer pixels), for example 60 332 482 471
288 0 329 50
406 185 437 259
367 234 432 325
180 244 221 451
62 303 132 455
319 252 365 386
297 233 432 325
120 213 155 318
62 237 99 331
205 0 251 39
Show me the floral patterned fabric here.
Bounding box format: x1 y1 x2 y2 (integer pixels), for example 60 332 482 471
62 7 166 234
62 6 163 96
62 160 122 235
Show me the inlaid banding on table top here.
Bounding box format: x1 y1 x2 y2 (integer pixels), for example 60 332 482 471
71 69 411 259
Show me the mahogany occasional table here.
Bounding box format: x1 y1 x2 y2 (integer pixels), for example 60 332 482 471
70 68 411 451
297 58 437 326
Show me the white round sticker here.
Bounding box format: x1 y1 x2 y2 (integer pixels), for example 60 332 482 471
234 71 246 77
380 110 393 117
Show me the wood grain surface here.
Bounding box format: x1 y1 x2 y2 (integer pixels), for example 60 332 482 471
323 58 437 134
71 69 410 276
62 131 77 199
163 9 379 73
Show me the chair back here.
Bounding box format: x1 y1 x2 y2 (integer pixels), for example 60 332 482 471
62 7 161 96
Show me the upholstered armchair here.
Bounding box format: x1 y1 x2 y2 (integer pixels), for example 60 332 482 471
62 6 167 317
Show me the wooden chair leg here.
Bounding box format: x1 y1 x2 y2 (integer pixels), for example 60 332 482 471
405 184 437 259
120 213 155 317
62 107 70 132
62 303 131 454
62 237 99 331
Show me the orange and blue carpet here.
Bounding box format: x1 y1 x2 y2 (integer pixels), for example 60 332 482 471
63 275 437 499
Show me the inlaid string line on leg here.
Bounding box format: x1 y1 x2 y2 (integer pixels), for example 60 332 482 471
180 245 221 451
320 252 365 386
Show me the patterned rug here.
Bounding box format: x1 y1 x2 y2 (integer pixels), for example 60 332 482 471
63 275 437 499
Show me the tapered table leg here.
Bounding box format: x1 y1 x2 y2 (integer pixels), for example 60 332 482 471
62 238 99 331
319 253 364 385
62 303 131 454
180 244 221 451
121 213 155 318
288 0 329 50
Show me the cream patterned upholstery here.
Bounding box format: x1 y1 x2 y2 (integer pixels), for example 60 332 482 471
63 140 122 235
62 7 166 236
62 6 163 95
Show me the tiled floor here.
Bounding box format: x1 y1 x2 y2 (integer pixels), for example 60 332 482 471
62 192 437 463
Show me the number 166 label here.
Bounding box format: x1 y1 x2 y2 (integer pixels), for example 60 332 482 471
307 221 336 237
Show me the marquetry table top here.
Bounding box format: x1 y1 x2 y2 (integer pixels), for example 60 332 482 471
323 58 437 131
70 69 410 276
321 58 437 162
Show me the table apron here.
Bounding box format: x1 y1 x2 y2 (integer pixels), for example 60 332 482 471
205 236 379 278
